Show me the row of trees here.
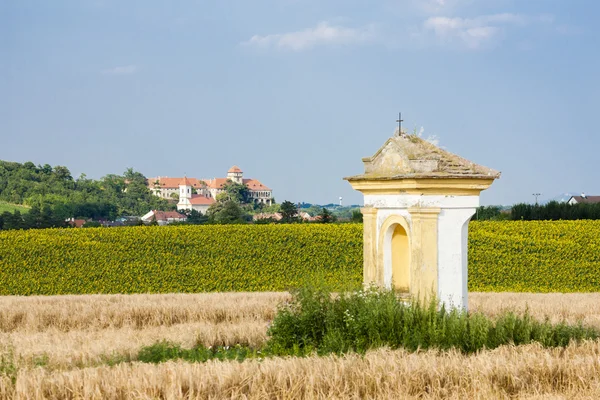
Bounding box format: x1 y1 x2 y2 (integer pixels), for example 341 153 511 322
472 202 600 221
510 201 600 221
0 206 67 230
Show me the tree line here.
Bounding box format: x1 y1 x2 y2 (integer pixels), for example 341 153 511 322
472 202 600 221
0 160 172 221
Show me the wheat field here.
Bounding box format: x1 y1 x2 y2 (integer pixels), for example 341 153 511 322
2 292 600 399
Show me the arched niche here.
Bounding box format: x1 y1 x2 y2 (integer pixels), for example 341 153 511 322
379 215 411 292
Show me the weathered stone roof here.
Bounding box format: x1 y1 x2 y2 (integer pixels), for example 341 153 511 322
345 130 501 181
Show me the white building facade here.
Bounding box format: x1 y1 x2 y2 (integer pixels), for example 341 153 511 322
149 166 273 206
176 177 215 214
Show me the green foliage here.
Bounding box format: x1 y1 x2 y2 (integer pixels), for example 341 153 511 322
511 201 600 220
259 203 281 214
0 202 29 214
207 198 248 224
266 287 599 356
0 206 67 230
0 224 363 295
0 211 23 230
137 341 257 364
351 209 363 223
472 205 510 221
469 220 600 292
253 216 278 224
0 347 18 385
280 200 299 223
222 180 251 204
299 205 363 222
317 208 335 223
178 209 208 225
0 160 172 222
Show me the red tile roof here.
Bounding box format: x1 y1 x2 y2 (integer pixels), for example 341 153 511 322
151 210 187 221
253 212 282 221
179 176 191 186
148 177 204 189
204 178 229 189
189 195 215 205
204 178 271 192
228 165 243 173
149 173 271 192
243 179 271 191
68 219 87 228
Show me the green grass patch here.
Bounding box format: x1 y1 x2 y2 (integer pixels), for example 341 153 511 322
0 202 29 214
0 347 18 385
136 287 600 364
137 342 262 364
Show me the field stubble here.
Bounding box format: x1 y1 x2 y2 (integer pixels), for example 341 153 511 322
1 292 600 399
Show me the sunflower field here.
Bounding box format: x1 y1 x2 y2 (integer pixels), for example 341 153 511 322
0 221 599 295
469 220 600 292
0 224 363 295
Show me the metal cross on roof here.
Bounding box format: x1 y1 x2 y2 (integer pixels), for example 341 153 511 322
396 112 404 134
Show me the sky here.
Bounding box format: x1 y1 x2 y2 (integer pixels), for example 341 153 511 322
1 0 599 206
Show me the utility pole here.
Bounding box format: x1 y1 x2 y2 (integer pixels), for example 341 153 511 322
532 193 541 205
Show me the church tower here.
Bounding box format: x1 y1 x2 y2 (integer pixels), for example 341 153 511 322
227 166 243 184
179 176 192 199
178 176 193 210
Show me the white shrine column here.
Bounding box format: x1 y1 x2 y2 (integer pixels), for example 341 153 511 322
436 198 479 310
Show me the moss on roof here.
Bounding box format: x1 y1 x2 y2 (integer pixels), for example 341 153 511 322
345 131 501 181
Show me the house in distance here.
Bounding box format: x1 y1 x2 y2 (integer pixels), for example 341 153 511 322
568 193 600 205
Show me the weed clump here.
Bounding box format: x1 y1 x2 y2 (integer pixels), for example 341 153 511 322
266 287 599 355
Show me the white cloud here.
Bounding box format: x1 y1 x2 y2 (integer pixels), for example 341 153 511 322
423 13 551 49
102 65 137 75
242 22 376 51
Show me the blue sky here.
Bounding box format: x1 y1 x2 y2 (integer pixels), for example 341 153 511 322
1 0 598 206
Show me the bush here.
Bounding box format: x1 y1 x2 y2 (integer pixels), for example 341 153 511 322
266 287 599 356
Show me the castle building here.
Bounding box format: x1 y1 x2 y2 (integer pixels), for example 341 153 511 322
147 166 273 211
176 176 215 214
203 166 273 206
149 177 204 199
